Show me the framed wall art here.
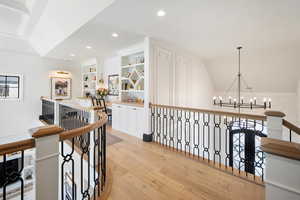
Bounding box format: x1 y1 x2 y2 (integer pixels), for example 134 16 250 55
51 77 72 100
108 74 119 96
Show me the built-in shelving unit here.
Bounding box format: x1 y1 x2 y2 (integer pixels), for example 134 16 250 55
82 64 97 96
120 51 145 104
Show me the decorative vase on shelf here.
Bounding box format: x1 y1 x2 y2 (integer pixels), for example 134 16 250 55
96 88 108 99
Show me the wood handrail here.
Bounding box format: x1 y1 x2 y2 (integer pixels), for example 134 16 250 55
283 119 300 136
31 125 64 138
149 103 267 121
0 139 35 155
265 110 286 118
0 112 108 155
59 111 108 141
261 138 300 161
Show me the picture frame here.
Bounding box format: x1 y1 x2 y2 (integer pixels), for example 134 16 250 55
51 77 72 100
108 74 119 96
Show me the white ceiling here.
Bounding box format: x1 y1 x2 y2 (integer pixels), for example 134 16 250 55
93 0 300 60
48 22 144 61
3 0 300 92
47 21 145 61
0 0 46 39
0 6 24 36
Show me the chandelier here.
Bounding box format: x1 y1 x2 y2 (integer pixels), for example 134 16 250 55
213 46 271 110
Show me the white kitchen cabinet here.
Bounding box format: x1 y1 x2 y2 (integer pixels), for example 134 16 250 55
112 104 145 138
112 104 120 130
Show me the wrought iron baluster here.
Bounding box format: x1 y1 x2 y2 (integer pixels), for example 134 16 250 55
224 116 230 169
2 151 25 200
184 111 191 155
101 124 107 190
213 115 222 166
151 106 156 142
93 129 100 199
80 132 91 200
238 118 242 174
169 109 175 148
254 120 266 180
156 107 162 145
61 139 75 200
202 113 210 161
162 108 168 146
176 110 183 151
193 112 200 158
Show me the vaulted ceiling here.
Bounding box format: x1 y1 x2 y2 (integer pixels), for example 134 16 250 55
48 0 300 92
1 0 300 92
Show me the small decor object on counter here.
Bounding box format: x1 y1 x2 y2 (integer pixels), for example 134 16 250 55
97 88 108 98
51 77 71 100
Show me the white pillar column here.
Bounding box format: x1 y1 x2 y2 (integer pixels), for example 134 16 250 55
54 101 60 125
265 111 285 139
264 111 300 200
31 125 63 200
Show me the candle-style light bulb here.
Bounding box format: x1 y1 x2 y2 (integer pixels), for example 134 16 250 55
250 98 253 109
268 98 272 108
263 98 267 109
229 96 232 104
233 98 237 108
213 96 217 105
219 96 223 106
253 97 257 105
241 97 244 104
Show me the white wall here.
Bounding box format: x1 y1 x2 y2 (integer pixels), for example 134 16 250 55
0 50 81 136
149 39 214 109
297 80 300 125
206 46 300 93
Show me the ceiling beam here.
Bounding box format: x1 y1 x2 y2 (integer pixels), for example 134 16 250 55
0 0 30 15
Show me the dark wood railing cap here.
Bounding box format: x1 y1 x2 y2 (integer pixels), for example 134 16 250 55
30 125 64 138
283 119 300 136
261 138 300 161
264 110 286 118
0 139 35 155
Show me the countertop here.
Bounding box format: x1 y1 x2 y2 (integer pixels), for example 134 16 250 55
41 97 145 109
110 101 144 108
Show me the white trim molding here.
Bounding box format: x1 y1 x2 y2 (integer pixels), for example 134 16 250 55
265 180 300 196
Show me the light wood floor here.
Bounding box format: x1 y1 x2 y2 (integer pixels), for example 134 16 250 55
106 128 265 200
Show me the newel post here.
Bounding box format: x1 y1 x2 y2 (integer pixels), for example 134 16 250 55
265 111 285 139
31 125 63 200
264 111 300 200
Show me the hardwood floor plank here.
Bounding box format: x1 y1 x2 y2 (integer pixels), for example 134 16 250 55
106 127 265 200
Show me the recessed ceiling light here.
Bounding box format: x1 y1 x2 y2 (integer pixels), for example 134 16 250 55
70 54 75 57
112 33 119 38
157 10 166 17
86 46 92 49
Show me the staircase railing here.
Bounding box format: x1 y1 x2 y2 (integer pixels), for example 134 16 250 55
282 119 300 143
0 111 108 200
149 103 300 185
